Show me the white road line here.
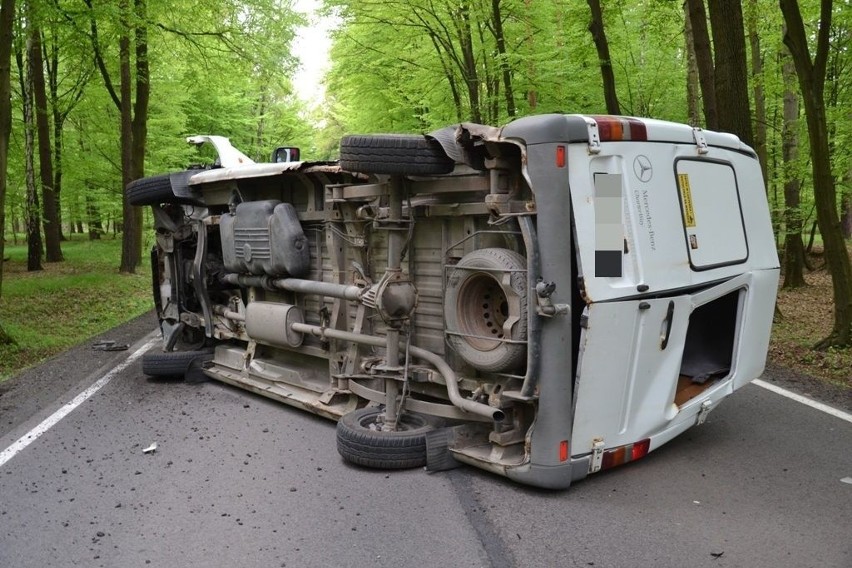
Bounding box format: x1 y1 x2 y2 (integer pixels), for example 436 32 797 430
0 336 159 468
753 379 852 424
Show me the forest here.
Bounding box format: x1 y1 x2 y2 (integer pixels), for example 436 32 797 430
0 0 850 354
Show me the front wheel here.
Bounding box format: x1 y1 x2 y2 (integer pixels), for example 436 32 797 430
141 349 213 378
126 170 203 206
336 407 436 469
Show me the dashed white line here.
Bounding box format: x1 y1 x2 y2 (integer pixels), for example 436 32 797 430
0 336 159 468
752 378 852 424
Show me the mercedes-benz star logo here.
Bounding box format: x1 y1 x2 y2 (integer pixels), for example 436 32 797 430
633 155 653 183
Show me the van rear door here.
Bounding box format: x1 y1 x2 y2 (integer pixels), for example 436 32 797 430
565 117 778 459
566 122 776 303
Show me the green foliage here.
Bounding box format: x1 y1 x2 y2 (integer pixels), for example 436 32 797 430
0 236 153 380
1 0 313 247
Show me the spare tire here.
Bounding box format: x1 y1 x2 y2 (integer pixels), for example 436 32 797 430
444 248 527 373
339 134 454 176
126 170 204 206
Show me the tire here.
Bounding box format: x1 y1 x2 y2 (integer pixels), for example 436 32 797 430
141 349 213 378
126 171 202 206
339 134 454 176
336 407 436 469
444 248 528 373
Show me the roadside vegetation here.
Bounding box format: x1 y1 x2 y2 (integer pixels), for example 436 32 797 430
771 244 852 390
0 236 152 381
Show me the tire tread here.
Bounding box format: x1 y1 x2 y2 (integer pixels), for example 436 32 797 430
339 134 454 176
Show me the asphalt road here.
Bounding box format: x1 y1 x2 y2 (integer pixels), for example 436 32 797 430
0 314 850 568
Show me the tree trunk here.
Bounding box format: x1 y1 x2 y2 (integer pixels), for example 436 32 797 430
684 2 701 126
85 0 144 272
21 35 43 272
707 0 753 146
47 32 65 242
118 0 138 273
86 194 103 240
841 178 852 239
587 0 620 115
456 3 481 123
781 43 805 289
16 29 43 271
28 18 63 262
525 0 537 111
129 0 149 264
781 0 852 348
747 0 768 184
490 0 515 118
253 83 267 157
685 0 717 129
0 0 15 301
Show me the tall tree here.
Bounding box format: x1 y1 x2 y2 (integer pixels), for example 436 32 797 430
0 0 15 315
28 3 63 262
44 10 92 243
683 1 700 126
17 27 44 272
781 38 805 289
489 0 515 118
746 0 768 182
685 0 717 128
85 0 148 272
781 0 852 348
586 0 620 114
706 0 754 146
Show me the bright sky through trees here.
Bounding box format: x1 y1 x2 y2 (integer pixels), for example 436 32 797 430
292 0 336 104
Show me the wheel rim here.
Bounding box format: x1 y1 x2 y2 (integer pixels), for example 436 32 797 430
455 271 510 351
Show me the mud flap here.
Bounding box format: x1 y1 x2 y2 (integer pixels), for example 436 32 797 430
425 427 462 472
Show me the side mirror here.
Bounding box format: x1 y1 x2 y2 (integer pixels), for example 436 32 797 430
272 146 301 163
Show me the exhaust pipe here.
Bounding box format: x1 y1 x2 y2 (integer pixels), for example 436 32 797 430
289 322 504 422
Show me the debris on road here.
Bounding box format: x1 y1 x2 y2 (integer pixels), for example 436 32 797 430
92 340 129 352
142 443 158 454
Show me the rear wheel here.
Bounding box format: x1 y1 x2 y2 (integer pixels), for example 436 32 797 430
336 407 436 469
339 134 454 176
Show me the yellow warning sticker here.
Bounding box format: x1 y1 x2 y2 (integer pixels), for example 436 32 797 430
678 173 696 228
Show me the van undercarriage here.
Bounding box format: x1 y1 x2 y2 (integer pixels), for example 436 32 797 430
135 115 779 489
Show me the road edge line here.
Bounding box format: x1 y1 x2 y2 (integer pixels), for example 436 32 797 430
752 378 852 424
0 335 160 468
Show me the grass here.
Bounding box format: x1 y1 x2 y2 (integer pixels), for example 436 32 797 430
0 235 153 381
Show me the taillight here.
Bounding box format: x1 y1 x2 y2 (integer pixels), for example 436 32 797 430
600 438 651 470
559 440 569 462
556 145 566 168
592 116 648 142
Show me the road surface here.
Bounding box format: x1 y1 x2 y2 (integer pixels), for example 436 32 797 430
1 314 849 567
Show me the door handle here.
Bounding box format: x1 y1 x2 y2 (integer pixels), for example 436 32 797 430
660 300 675 350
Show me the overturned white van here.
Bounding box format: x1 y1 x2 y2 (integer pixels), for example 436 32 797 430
130 114 779 489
